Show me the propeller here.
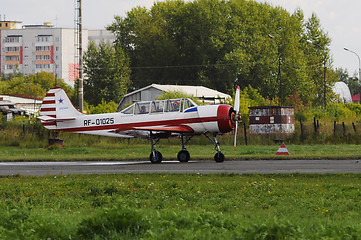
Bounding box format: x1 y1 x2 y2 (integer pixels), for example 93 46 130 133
233 86 240 150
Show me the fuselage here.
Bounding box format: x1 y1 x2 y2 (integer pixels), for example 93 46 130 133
39 88 236 138
49 104 234 137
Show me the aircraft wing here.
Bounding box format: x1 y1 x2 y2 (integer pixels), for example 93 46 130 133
37 115 76 122
132 125 194 133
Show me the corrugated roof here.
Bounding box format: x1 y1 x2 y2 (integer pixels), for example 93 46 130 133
150 84 231 99
0 95 42 104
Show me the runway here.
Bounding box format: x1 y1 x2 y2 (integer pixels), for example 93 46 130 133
0 159 360 176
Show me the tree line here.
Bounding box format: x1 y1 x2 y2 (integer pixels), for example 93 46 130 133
104 0 339 107
1 0 360 112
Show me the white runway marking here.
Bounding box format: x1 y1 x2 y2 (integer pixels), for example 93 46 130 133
0 161 196 166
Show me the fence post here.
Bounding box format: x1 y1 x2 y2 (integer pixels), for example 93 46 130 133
300 119 305 143
333 121 336 135
243 123 248 146
313 117 317 132
352 122 357 133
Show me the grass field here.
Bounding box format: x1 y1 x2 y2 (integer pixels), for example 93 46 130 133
2 144 361 161
2 122 361 238
0 173 360 239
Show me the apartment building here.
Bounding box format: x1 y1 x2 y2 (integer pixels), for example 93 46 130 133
0 20 22 30
0 21 115 86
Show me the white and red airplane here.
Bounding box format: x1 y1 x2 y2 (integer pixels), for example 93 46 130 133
38 86 241 163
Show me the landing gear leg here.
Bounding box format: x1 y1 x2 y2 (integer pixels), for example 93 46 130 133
203 132 225 163
149 133 162 164
177 134 191 162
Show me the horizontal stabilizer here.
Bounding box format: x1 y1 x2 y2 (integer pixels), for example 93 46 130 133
37 115 76 122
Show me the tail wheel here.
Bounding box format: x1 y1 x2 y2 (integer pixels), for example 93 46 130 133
150 150 162 164
177 150 190 162
214 152 225 163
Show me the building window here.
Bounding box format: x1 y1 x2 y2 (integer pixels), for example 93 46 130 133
36 55 51 60
5 65 16 70
35 46 51 51
5 47 20 52
36 64 51 69
5 37 20 43
36 36 52 42
5 56 20 61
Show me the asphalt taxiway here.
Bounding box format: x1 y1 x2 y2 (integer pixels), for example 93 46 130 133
0 159 360 176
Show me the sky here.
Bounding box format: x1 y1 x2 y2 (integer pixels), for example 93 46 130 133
2 0 361 76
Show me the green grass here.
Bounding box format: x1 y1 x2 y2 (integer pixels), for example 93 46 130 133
0 173 360 239
2 144 361 161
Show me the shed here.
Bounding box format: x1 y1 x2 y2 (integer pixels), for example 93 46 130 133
117 84 231 111
249 106 295 134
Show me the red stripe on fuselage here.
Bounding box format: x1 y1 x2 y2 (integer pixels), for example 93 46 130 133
42 100 56 104
45 93 55 97
55 116 218 133
40 107 56 112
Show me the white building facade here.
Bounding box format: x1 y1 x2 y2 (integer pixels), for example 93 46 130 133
0 22 115 86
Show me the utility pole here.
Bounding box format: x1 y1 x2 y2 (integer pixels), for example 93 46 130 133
77 0 84 112
307 40 327 109
268 34 282 106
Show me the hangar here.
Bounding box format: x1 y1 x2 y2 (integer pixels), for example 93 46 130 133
0 94 42 117
332 82 352 103
117 84 231 111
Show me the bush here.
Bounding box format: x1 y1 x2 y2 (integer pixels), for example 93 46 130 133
76 205 150 239
86 99 118 114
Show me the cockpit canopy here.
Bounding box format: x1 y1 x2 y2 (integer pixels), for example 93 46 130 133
120 98 197 115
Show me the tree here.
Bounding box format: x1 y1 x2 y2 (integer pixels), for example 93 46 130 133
83 41 131 106
0 71 72 99
337 68 360 96
303 13 336 107
107 0 336 106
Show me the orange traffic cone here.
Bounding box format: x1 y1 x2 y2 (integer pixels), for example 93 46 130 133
276 143 290 156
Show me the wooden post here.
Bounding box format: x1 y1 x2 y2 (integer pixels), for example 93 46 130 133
313 117 317 132
352 122 357 133
333 121 336 135
300 120 304 143
243 123 248 146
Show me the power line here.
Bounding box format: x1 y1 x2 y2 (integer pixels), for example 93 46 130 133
84 62 241 70
132 62 240 69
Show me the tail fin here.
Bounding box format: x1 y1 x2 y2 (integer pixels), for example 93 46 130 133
39 87 83 129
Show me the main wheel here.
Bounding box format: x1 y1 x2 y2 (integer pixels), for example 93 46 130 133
150 150 163 163
214 152 225 163
177 150 190 162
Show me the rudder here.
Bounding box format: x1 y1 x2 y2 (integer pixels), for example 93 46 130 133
39 87 83 129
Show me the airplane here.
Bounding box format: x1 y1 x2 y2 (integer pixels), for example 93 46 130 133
38 86 241 163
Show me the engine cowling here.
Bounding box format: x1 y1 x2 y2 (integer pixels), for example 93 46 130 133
216 105 236 133
197 104 236 134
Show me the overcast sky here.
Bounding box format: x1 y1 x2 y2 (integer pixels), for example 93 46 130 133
2 0 361 76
